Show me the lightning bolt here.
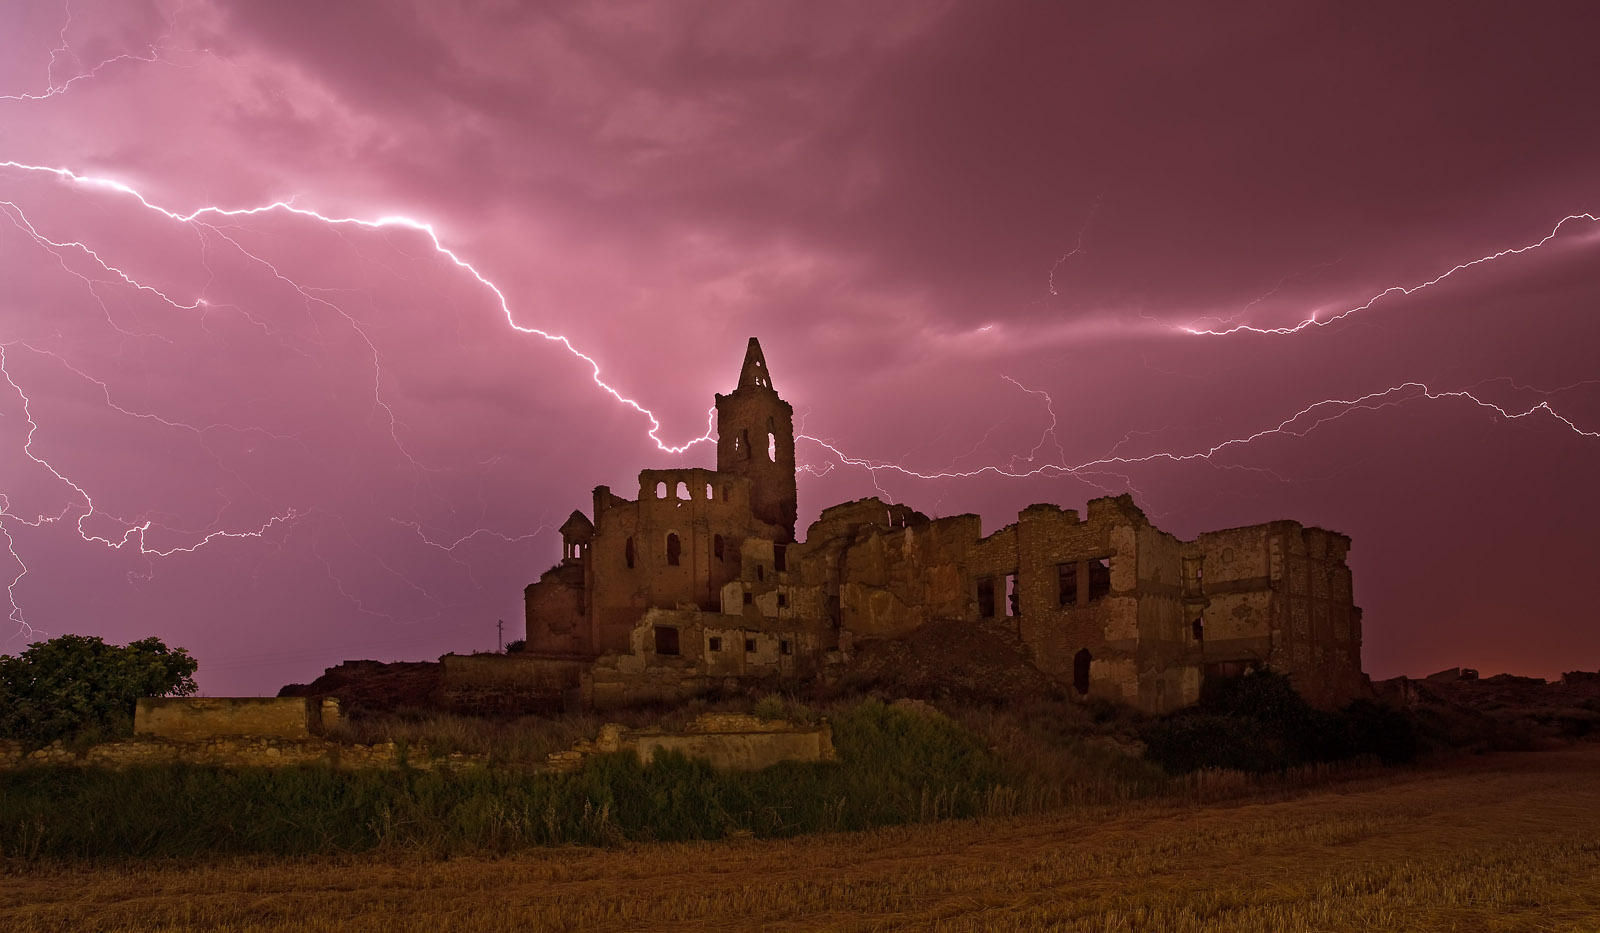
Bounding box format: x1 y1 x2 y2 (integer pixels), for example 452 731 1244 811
1 160 718 454
1182 213 1600 336
0 0 210 103
796 379 1597 491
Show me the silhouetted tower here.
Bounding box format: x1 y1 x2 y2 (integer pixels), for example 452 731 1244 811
715 337 797 542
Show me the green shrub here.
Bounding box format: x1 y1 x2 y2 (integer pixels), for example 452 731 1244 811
0 635 197 744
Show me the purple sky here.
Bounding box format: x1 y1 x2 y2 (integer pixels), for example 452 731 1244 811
2 1 1597 695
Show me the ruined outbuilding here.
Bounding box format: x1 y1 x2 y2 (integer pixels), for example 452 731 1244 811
519 339 1365 713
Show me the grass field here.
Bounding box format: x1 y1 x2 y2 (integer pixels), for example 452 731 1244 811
4 744 1598 931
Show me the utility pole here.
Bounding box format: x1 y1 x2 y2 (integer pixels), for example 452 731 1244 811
497 619 504 653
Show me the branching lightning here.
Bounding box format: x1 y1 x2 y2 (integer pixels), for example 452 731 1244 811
0 0 209 103
1183 213 1600 336
797 379 1597 489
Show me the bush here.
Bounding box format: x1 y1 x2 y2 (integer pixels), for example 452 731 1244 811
0 635 197 744
1143 670 1418 774
1343 698 1419 764
1141 713 1280 774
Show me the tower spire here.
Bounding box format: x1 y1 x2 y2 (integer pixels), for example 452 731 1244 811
716 337 796 541
737 337 774 390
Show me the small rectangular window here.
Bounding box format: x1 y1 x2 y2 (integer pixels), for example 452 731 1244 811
773 544 787 572
743 591 753 605
708 636 722 652
1087 557 1111 602
653 626 680 656
777 592 788 608
976 576 996 618
744 638 756 653
779 639 792 655
1057 562 1075 607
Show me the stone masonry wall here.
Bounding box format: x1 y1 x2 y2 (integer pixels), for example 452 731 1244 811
135 697 340 740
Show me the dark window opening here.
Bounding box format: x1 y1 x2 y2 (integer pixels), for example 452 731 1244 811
773 544 787 572
713 534 725 561
654 626 680 656
1005 573 1019 617
777 592 788 608
739 428 752 460
708 636 722 652
1182 556 1204 598
780 639 792 655
1087 558 1111 602
744 638 756 653
1073 649 1092 696
977 576 996 618
1057 562 1076 607
666 532 681 566
1192 618 1204 642
743 591 753 605
624 536 635 569
756 565 765 582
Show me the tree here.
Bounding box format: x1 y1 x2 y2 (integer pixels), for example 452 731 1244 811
0 634 198 743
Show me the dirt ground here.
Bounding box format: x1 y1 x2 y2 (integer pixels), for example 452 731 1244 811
5 744 1600 932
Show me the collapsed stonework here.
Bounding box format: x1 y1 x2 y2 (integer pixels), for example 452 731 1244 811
546 713 836 773
522 338 1365 713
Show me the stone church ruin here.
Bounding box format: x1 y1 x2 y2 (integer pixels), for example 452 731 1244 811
514 338 1365 713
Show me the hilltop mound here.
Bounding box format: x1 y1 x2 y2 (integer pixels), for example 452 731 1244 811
831 618 1063 704
1376 669 1600 750
278 659 442 714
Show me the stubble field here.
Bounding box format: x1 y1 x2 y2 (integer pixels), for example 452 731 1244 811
4 744 1598 932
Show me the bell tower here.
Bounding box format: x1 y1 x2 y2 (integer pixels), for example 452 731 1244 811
715 337 797 542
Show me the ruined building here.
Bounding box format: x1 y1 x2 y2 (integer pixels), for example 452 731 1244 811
517 338 1365 713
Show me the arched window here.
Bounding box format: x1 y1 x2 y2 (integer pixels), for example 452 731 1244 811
705 483 714 500
739 428 752 460
767 432 777 462
666 532 681 566
655 481 667 499
676 481 690 500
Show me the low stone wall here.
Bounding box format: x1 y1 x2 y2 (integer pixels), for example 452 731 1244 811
0 736 486 771
135 697 340 740
547 712 836 772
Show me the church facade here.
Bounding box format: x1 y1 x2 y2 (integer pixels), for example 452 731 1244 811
520 339 1366 712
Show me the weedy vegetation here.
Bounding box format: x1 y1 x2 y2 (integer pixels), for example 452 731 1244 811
3 744 1599 931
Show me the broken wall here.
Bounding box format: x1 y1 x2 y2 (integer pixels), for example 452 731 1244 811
135 697 338 740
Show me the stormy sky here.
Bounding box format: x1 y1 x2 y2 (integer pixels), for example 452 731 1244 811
2 0 1596 694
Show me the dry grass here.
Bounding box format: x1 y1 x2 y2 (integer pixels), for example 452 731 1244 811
4 745 1599 931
